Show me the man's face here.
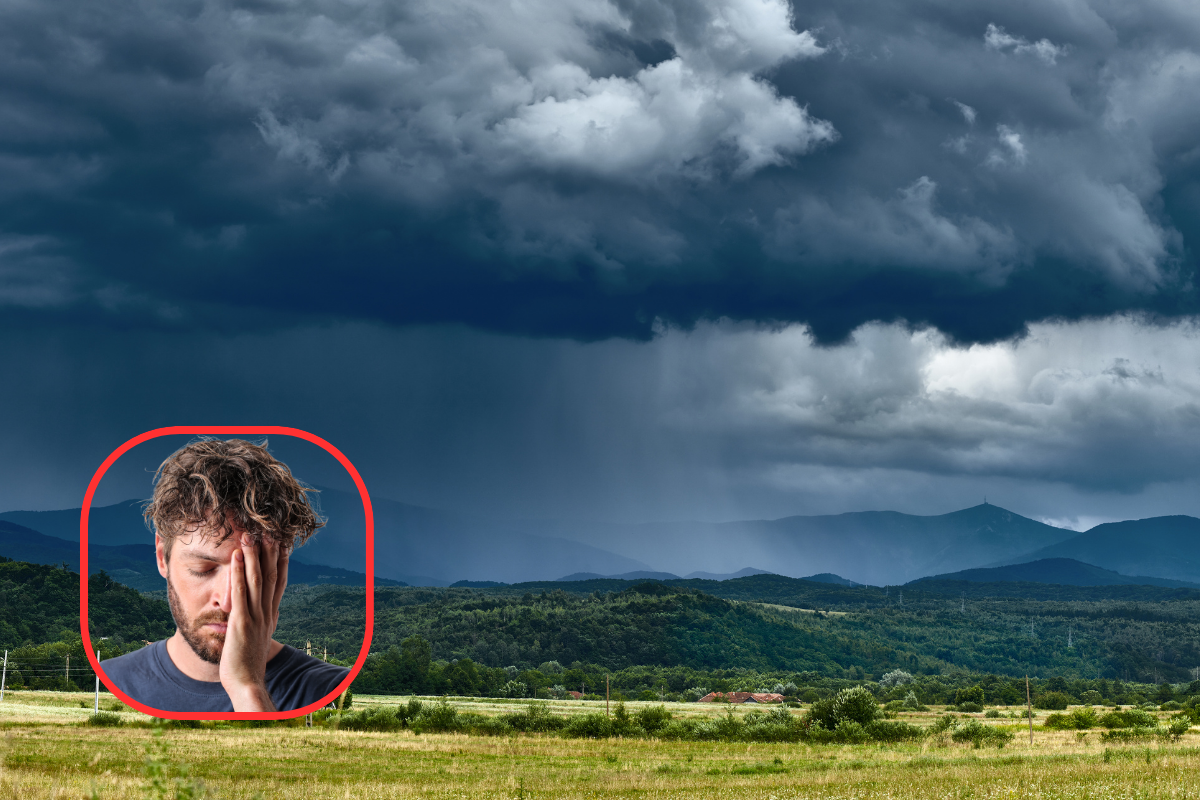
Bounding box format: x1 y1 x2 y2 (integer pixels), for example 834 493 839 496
156 527 244 664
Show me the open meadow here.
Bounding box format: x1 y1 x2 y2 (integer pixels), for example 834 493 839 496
0 692 1198 799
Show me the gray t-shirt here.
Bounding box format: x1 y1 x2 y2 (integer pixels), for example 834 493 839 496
102 639 350 712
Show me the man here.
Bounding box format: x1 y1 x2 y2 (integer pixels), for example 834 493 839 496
102 438 350 712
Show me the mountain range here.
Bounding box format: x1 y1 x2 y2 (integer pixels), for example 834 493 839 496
4 495 1200 588
0 519 403 593
911 558 1200 589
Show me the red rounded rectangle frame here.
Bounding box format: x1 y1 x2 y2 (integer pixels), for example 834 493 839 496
79 426 374 720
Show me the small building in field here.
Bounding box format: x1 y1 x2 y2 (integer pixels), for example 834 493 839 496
698 691 785 704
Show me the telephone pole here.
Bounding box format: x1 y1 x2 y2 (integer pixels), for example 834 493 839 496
306 641 314 727
606 675 610 717
0 650 7 701
1025 676 1034 745
65 654 69 687
94 649 101 714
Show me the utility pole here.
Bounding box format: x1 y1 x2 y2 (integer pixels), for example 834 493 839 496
1025 676 1033 745
0 650 7 701
94 649 101 714
961 594 966 613
899 591 903 606
306 641 314 728
65 654 69 687
606 675 610 717
1067 628 1074 648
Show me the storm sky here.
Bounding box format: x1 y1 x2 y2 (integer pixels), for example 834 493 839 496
2 0 1199 528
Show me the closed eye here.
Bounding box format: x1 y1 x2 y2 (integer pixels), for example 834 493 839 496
188 567 216 577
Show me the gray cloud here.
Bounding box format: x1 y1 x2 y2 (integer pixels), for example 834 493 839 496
0 0 1196 340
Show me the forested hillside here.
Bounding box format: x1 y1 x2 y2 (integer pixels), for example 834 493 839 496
276 579 1200 690
0 558 174 692
0 557 173 648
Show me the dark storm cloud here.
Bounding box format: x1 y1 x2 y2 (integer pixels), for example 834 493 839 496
2 0 1197 342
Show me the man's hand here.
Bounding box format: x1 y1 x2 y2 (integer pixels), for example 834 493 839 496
220 534 289 712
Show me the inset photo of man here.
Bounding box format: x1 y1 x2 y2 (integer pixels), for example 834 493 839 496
102 438 350 712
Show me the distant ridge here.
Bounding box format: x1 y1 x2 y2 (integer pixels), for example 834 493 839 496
911 558 1200 589
0 521 404 592
557 570 682 582
683 567 773 581
801 573 859 587
993 516 1200 584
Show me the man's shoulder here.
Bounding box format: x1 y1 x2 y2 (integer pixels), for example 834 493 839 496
102 640 167 682
265 646 350 709
270 646 349 677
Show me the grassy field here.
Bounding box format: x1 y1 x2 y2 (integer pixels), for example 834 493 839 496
0 692 1198 799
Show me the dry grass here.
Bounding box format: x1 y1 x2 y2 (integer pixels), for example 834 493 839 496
0 693 1194 799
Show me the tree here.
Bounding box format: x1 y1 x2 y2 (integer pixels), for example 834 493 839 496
399 635 432 692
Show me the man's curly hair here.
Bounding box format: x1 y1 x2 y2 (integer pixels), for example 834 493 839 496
144 438 325 555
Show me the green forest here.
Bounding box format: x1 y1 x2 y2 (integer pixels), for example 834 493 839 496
0 557 174 691
276 577 1200 686
5 558 1200 702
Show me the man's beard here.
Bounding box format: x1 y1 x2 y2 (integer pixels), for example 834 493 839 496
167 577 228 665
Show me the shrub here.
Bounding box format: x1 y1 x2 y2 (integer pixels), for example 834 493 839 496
805 698 838 731
397 699 424 727
1070 707 1099 729
565 713 613 739
500 703 567 733
610 702 637 737
704 709 745 741
86 712 123 727
884 700 906 712
1100 709 1157 729
955 702 983 713
1100 728 1156 742
902 691 928 711
832 686 881 726
832 720 870 744
1166 718 1190 741
951 719 1014 749
864 719 924 742
984 709 1001 718
636 705 673 735
1160 701 1183 711
1034 692 1070 711
929 715 958 735
412 699 460 734
1080 691 1103 705
339 706 403 733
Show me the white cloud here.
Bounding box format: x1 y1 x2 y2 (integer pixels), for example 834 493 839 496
985 124 1027 167
647 315 1200 497
952 99 977 125
232 0 833 185
984 23 1066 65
